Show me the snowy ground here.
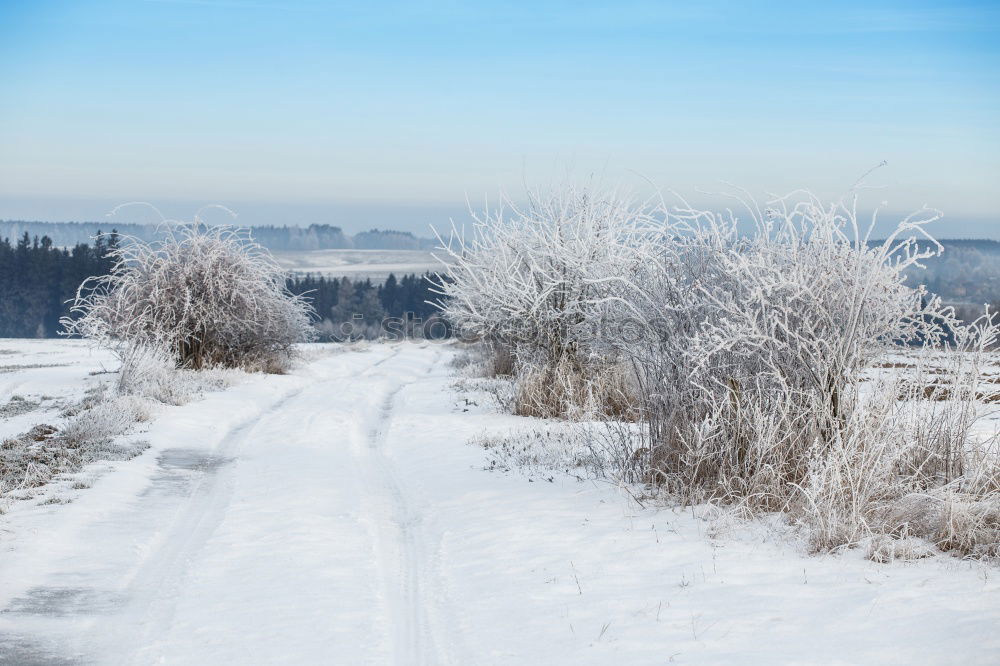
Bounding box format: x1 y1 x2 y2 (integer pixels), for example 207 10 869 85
0 340 998 664
0 340 117 444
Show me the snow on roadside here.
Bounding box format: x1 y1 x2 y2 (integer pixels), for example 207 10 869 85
0 341 997 664
0 338 253 507
0 339 115 442
393 352 1000 665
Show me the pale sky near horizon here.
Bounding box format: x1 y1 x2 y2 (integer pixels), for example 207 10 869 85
0 0 998 236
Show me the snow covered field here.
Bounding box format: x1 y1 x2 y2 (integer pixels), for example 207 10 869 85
0 340 998 664
271 249 441 282
0 340 117 445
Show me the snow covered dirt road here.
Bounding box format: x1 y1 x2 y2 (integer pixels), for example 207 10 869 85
0 344 449 664
1 342 999 665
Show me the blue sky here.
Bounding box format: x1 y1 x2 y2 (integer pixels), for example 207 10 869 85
0 0 998 235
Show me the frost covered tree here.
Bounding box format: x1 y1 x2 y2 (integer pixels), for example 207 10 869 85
62 223 315 372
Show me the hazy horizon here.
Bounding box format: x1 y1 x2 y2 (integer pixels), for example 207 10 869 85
2 193 998 241
2 1 998 238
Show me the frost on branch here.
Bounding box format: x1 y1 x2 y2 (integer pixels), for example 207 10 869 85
61 224 315 372
615 189 999 555
628 192 945 482
430 185 657 418
440 180 1000 558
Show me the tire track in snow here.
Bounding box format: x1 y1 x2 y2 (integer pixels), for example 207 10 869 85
371 387 426 662
116 385 311 665
411 347 471 666
113 346 402 665
363 346 452 665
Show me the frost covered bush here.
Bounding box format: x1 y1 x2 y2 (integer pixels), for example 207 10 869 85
859 322 1000 558
432 186 655 418
3 220 294 504
445 180 1000 558
629 195 943 492
617 191 1000 556
62 224 315 372
514 357 639 420
59 393 153 446
116 343 240 405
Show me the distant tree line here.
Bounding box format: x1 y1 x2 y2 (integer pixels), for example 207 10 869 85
0 221 435 252
0 230 447 340
285 273 448 341
0 232 118 338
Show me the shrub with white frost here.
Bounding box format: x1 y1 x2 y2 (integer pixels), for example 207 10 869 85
443 179 1000 558
62 224 315 372
431 186 655 417
614 189 1000 555
628 194 945 485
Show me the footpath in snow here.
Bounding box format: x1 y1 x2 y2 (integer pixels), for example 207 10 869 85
0 342 998 664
